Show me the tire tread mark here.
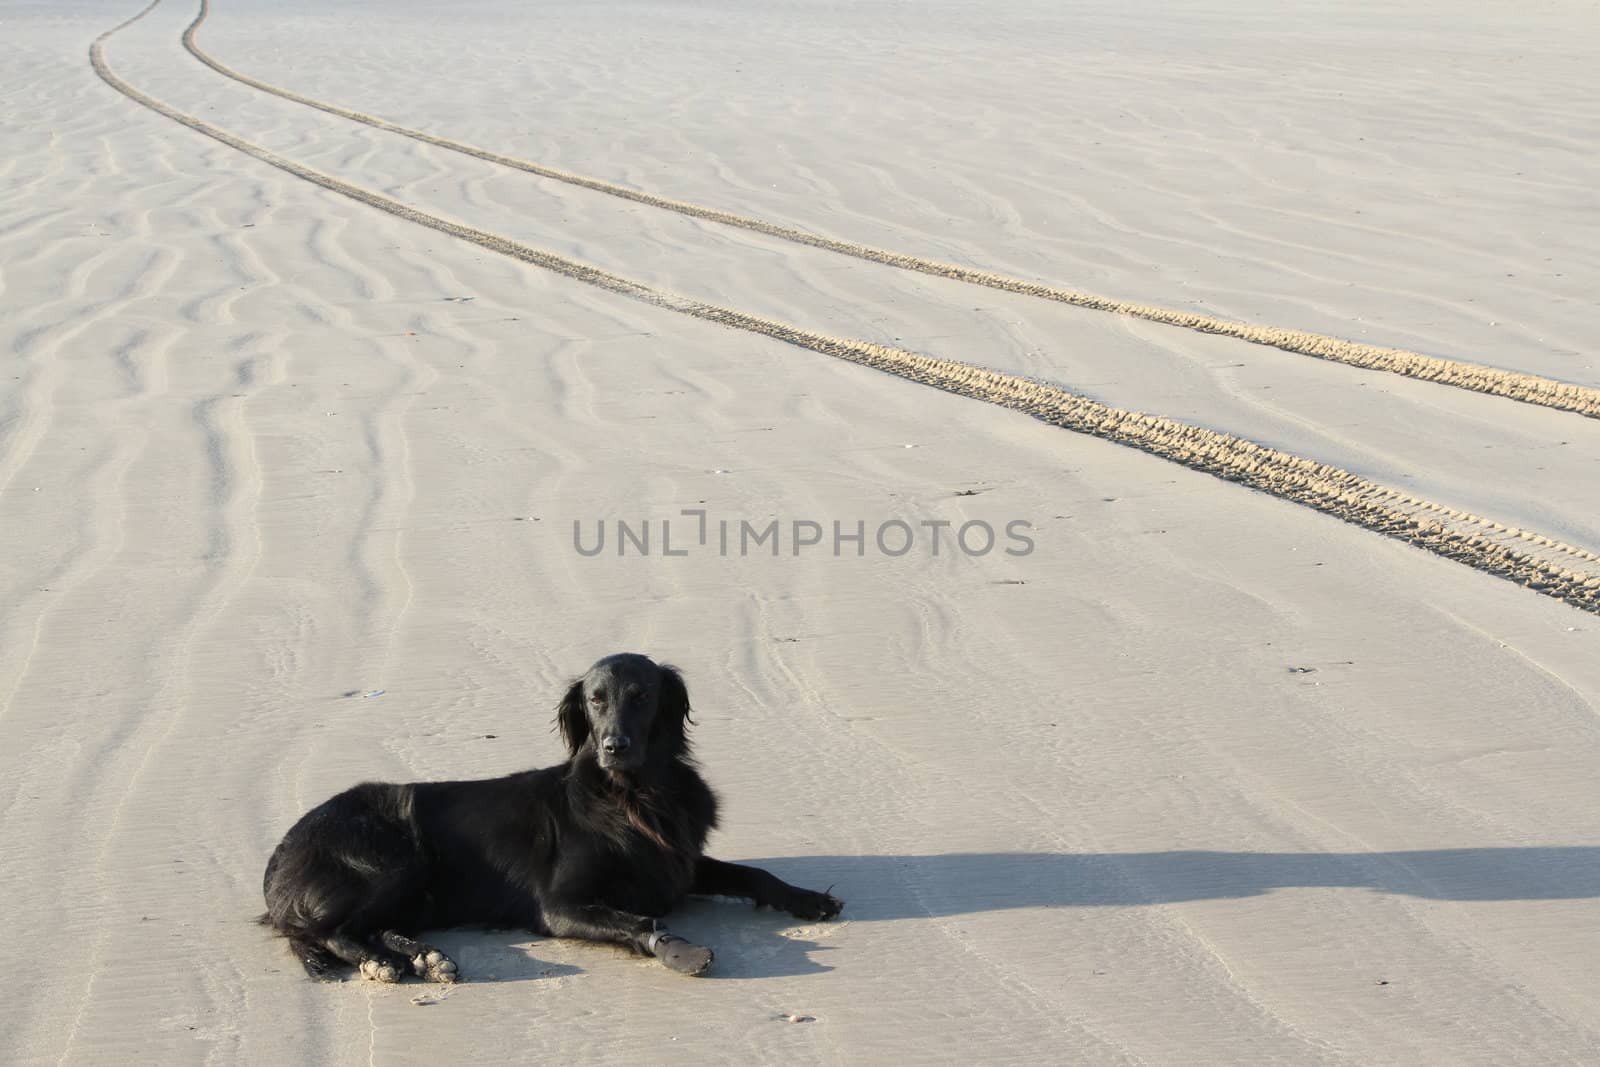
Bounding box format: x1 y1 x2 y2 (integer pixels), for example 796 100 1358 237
91 5 1600 616
178 0 1600 420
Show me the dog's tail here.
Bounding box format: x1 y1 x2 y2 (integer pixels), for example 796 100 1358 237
261 912 345 981
286 933 344 982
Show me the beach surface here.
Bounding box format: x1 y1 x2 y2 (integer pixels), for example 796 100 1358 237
3 0 1600 1062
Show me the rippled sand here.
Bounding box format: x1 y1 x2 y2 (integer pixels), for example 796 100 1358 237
4 1 1600 1062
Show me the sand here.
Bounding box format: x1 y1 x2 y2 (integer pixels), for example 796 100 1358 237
4 0 1600 1062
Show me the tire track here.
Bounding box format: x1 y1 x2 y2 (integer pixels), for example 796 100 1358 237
90 6 1600 615
178 0 1600 420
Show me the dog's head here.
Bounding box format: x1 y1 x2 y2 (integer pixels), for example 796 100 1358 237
557 653 692 774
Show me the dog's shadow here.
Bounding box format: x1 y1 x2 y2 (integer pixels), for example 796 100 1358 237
400 846 1600 984
666 897 840 980
423 930 585 984
738 846 1600 918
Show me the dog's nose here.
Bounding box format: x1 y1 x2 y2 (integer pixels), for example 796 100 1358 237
601 734 631 755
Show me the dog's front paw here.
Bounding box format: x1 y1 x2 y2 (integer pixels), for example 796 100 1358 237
652 934 714 976
785 888 844 921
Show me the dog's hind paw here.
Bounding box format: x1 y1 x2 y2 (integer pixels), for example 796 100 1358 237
359 958 403 983
410 948 459 983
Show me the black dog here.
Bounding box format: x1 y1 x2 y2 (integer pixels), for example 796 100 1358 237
261 653 842 980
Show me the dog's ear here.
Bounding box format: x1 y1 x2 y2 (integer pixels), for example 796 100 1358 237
557 678 590 756
653 664 693 754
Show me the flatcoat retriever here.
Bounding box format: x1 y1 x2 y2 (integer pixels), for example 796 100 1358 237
262 653 842 981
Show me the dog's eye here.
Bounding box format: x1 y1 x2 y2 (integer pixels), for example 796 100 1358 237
589 691 605 704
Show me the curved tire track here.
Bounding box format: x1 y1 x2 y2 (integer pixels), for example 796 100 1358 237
178 0 1600 421
91 4 1600 615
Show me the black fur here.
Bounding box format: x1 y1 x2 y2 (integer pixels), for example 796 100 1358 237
262 653 842 981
